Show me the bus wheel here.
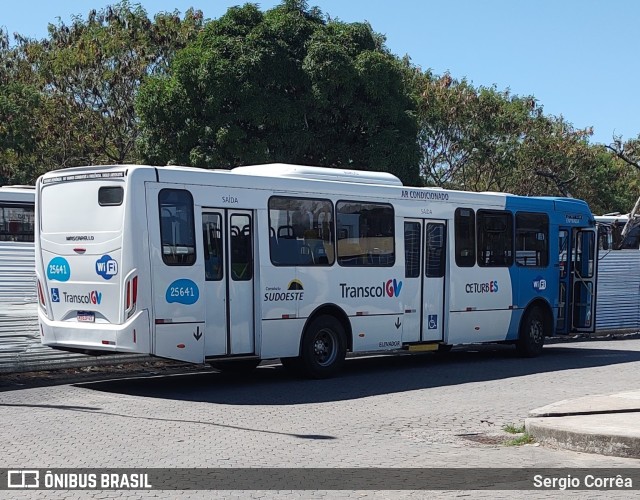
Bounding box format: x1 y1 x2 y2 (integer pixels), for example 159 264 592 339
516 306 547 357
300 315 346 378
210 359 260 373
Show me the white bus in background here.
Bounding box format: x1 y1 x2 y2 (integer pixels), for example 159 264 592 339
35 164 598 378
0 186 38 369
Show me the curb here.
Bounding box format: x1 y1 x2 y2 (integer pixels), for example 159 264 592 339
526 414 640 459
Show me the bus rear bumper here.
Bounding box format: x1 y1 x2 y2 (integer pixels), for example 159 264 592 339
39 309 150 355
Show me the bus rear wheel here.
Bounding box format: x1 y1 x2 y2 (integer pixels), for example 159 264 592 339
300 315 346 378
516 305 547 357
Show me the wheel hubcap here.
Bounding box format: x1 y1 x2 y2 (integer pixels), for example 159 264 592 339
530 319 543 344
313 328 337 366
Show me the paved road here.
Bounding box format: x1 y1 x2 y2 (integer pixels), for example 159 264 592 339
1 337 640 498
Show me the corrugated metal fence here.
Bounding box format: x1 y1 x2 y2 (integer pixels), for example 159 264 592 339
0 242 145 373
595 249 640 332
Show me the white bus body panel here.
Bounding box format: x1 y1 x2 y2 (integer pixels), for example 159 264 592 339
448 268 513 344
36 167 155 357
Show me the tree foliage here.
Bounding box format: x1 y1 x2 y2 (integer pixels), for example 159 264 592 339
0 1 203 183
137 0 421 184
0 1 637 215
415 72 637 213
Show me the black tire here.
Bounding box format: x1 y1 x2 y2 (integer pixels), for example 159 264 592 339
210 359 260 373
299 315 347 378
516 305 547 357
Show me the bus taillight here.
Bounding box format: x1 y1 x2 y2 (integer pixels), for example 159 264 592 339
37 279 46 310
125 276 138 318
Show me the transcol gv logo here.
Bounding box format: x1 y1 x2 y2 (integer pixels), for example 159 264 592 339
58 290 102 304
340 279 403 298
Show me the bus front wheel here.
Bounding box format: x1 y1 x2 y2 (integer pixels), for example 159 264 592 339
516 305 547 357
300 315 346 378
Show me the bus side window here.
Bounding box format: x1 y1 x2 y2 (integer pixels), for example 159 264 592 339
0 205 35 242
268 196 335 266
454 208 475 267
404 222 421 278
336 201 394 267
515 212 549 267
159 189 196 266
426 223 446 277
230 215 252 280
202 213 223 281
477 210 513 267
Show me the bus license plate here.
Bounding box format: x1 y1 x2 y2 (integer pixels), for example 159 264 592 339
77 311 95 323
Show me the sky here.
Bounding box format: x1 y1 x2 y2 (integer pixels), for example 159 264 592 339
2 0 639 145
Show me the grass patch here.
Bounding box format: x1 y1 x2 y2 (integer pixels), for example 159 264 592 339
503 423 526 434
504 433 535 446
502 422 535 446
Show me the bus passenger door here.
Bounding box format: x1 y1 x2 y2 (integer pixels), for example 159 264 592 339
202 209 255 356
422 221 446 341
148 186 205 363
227 211 255 354
557 227 597 334
571 228 597 333
402 219 446 343
556 229 570 334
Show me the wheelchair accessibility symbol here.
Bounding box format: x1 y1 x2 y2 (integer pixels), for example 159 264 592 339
428 314 438 329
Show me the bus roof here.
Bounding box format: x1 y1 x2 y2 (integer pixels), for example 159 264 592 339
233 163 403 186
0 185 35 203
38 163 593 217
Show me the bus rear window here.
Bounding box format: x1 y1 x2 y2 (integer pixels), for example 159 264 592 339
41 182 124 233
99 186 124 206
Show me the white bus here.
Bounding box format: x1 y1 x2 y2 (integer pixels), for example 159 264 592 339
0 186 37 369
35 164 598 377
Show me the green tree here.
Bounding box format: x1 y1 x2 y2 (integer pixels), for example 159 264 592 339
2 1 203 179
414 71 636 213
137 0 420 184
417 72 543 191
0 28 46 183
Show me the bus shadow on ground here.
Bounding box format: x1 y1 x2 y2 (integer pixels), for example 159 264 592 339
76 343 640 405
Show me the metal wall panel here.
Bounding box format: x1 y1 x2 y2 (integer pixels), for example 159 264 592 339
595 250 640 332
0 242 145 372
